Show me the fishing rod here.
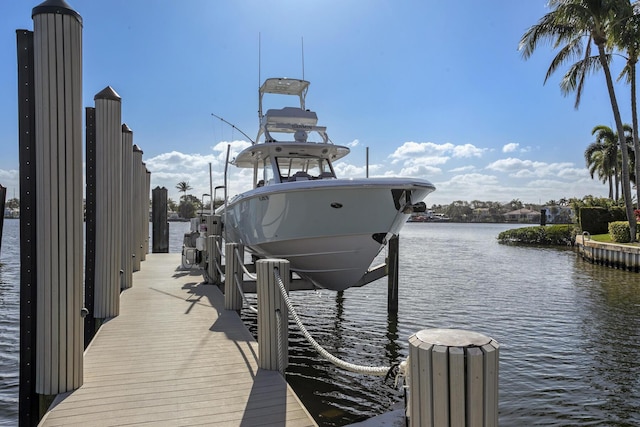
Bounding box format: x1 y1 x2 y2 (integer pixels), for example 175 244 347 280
211 113 255 144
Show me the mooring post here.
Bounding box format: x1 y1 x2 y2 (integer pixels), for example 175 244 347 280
387 235 399 313
121 124 133 289
132 145 143 272
31 0 85 417
94 86 123 320
84 107 97 347
144 168 151 257
408 329 499 427
205 215 222 284
224 243 244 310
256 259 290 373
152 186 169 253
17 26 39 427
0 184 6 256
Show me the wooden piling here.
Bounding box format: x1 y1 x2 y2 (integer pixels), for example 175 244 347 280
224 243 244 311
408 329 499 427
132 145 143 272
84 106 97 346
205 215 222 284
387 234 399 313
0 184 6 255
94 86 122 319
32 0 84 399
120 124 133 289
256 259 290 372
17 26 39 427
144 168 151 256
152 186 169 253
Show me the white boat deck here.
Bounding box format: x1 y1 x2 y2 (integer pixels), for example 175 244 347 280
39 253 316 426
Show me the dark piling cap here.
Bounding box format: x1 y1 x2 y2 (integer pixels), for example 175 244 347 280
94 86 121 101
122 123 133 133
32 0 82 24
133 144 143 154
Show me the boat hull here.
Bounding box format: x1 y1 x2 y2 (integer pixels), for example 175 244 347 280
223 178 434 291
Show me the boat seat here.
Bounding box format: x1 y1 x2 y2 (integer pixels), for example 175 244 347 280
318 171 335 179
288 171 311 182
264 107 318 124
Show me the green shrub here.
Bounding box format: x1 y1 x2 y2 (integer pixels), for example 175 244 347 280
608 221 631 243
498 224 575 245
578 207 627 234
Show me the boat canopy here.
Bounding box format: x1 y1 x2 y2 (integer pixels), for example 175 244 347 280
260 78 309 101
256 78 330 144
233 142 349 169
258 78 309 121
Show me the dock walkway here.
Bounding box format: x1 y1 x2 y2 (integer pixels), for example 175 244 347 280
40 253 316 426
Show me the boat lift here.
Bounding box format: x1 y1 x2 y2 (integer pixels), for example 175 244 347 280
180 213 401 312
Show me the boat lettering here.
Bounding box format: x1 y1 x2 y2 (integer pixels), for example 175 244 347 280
259 195 269 201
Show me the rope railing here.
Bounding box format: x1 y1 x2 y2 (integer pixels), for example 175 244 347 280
273 267 391 376
234 271 258 314
235 247 257 280
213 238 225 279
276 308 285 376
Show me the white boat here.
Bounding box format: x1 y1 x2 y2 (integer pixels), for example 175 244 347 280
222 77 435 291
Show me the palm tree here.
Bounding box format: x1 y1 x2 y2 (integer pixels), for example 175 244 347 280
519 0 637 241
586 147 615 198
585 125 620 200
611 1 640 203
175 181 192 201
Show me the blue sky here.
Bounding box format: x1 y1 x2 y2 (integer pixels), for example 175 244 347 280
0 0 631 207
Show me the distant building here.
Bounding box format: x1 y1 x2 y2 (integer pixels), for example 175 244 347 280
472 207 493 222
503 208 540 223
541 206 574 224
4 208 19 219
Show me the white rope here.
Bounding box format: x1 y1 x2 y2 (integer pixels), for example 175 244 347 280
276 308 285 376
396 359 409 388
235 247 257 280
214 239 225 278
234 267 258 314
273 267 390 376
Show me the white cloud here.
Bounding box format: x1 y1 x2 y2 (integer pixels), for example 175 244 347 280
452 144 486 158
398 164 442 177
486 157 535 172
389 142 486 170
0 168 18 181
389 141 455 161
333 162 368 178
347 139 359 148
503 143 519 153
449 165 475 173
446 173 501 186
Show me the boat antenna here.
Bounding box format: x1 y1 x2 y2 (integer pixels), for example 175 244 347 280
301 36 305 80
211 113 255 144
258 33 261 90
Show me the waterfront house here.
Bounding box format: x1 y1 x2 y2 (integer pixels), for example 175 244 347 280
503 208 540 223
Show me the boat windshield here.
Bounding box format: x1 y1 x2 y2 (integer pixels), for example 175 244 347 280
272 156 335 182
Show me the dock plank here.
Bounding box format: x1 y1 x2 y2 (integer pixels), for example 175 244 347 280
39 253 316 426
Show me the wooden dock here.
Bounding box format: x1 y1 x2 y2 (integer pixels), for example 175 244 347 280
39 253 316 426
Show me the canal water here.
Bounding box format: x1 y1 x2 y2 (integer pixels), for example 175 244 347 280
0 220 638 426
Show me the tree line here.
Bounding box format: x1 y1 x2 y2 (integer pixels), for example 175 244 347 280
520 0 640 241
429 196 622 223
172 181 223 219
428 198 573 223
